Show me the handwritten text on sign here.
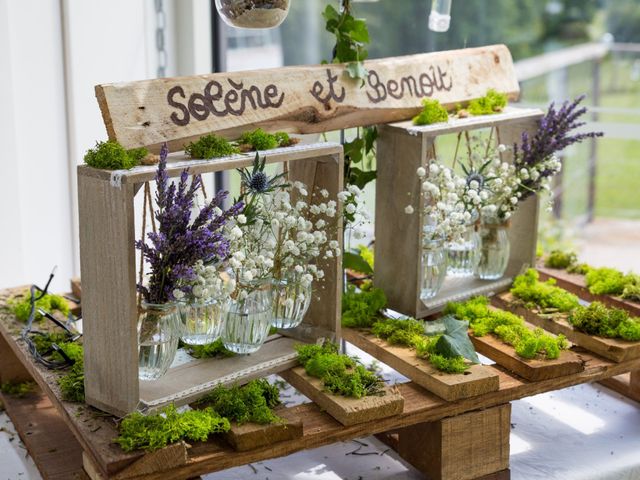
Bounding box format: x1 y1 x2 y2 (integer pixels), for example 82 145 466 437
167 66 453 126
95 45 519 149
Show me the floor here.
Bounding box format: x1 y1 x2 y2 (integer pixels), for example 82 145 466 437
1 218 639 480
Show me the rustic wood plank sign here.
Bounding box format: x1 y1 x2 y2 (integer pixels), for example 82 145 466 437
95 45 519 151
493 293 640 363
280 367 404 426
342 328 500 401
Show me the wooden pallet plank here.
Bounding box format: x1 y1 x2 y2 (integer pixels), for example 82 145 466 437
0 388 86 480
599 371 640 403
223 407 303 452
493 293 640 363
538 267 640 317
342 328 499 401
280 367 404 426
470 328 585 382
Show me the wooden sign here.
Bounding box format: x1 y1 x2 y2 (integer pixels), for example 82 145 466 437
95 44 520 151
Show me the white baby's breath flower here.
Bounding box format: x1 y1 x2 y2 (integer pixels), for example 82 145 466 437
320 189 329 198
416 166 426 178
404 205 414 214
237 214 247 224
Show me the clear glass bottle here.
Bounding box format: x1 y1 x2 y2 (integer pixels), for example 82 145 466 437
420 236 447 300
476 217 511 280
446 222 480 278
271 274 312 329
222 281 273 354
215 0 291 29
137 302 181 381
179 298 226 346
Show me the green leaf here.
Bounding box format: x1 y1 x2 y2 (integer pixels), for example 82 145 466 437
363 126 378 154
348 19 370 44
343 252 374 275
345 61 368 80
433 315 480 364
349 168 377 189
322 5 340 23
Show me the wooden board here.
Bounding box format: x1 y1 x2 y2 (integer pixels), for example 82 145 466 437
95 45 519 151
538 266 640 317
599 371 640 403
342 328 499 401
493 293 640 363
224 409 303 452
470 329 584 382
280 366 404 426
0 389 87 480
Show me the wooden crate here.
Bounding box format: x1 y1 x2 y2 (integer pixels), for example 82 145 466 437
374 107 544 318
77 143 344 416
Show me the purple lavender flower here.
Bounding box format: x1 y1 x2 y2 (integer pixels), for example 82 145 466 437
136 144 243 304
514 95 603 201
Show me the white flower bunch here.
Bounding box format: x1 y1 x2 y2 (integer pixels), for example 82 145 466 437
173 260 235 303
409 161 471 242
337 183 371 240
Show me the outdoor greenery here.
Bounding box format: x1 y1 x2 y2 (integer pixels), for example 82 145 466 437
569 302 640 341
84 140 147 170
445 296 569 360
116 404 230 453
511 269 580 313
8 290 70 323
295 342 385 398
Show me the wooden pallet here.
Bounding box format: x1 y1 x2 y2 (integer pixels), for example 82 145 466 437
538 266 640 317
342 328 499 401
492 292 640 363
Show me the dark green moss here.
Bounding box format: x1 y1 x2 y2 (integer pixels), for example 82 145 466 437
569 301 640 341
185 134 240 159
84 140 147 170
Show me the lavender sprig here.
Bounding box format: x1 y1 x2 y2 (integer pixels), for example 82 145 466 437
136 144 243 304
514 95 603 201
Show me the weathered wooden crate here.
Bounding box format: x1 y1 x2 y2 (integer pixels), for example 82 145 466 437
77 143 344 416
374 107 544 318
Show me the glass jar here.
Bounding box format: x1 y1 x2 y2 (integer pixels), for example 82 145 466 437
137 302 181 381
271 274 312 329
179 298 226 346
476 218 511 280
222 282 273 354
446 222 480 277
215 0 290 29
420 237 447 300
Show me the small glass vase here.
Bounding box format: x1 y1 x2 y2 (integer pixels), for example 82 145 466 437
215 0 290 29
446 222 480 277
476 218 511 280
271 274 312 329
420 237 448 300
179 298 226 346
137 302 181 381
222 282 273 354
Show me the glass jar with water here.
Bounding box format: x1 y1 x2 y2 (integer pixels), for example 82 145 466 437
137 302 181 381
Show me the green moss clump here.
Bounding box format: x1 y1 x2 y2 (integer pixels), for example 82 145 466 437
295 342 385 398
370 318 469 374
567 263 592 275
341 286 388 328
0 381 36 397
412 99 449 126
185 134 240 159
84 140 147 170
468 89 508 115
585 267 628 296
31 332 70 353
237 129 295 151
622 276 640 302
545 250 578 270
445 296 568 360
511 269 580 313
57 342 85 403
116 404 230 453
8 290 70 323
187 339 234 359
569 302 640 341
197 379 281 425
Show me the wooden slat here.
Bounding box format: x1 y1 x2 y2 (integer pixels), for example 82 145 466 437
223 411 303 452
599 371 640 403
537 266 640 317
342 328 499 401
493 293 640 363
470 329 584 382
95 45 520 151
280 366 403 426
